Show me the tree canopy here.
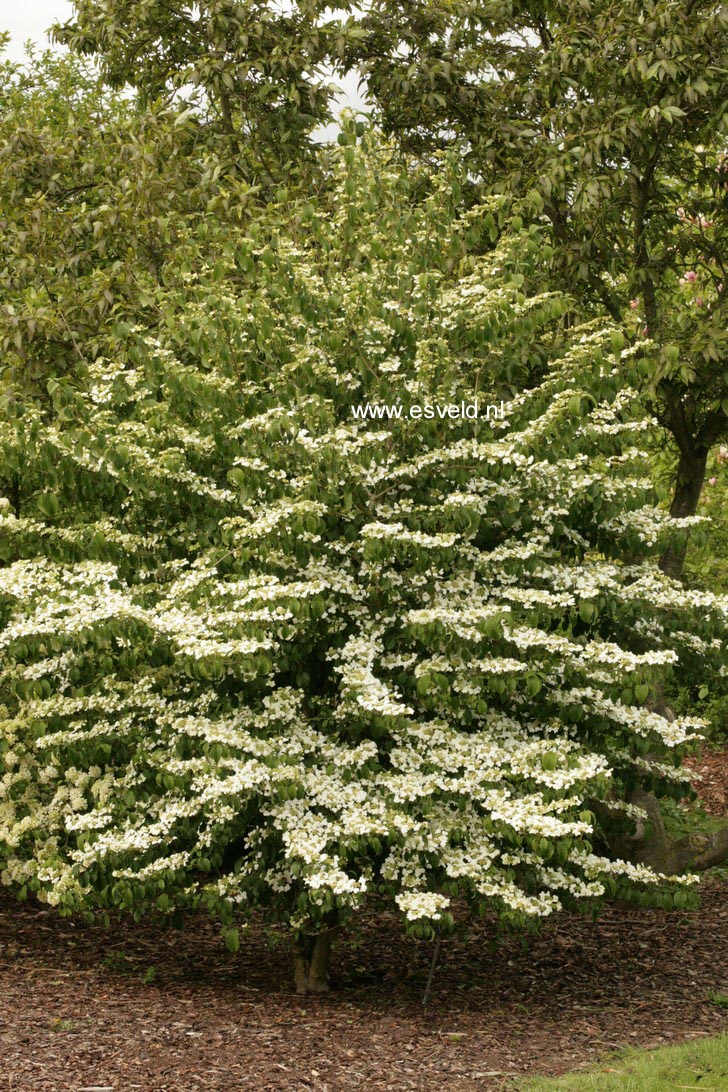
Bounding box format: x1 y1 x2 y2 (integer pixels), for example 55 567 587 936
0 43 268 398
52 0 342 183
339 0 728 568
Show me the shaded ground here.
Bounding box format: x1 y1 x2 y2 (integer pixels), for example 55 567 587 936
685 745 728 818
1 752 726 1092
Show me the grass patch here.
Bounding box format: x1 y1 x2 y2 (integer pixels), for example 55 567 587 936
517 1034 728 1090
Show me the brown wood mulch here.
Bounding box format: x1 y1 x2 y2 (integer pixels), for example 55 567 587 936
1 749 726 1092
685 746 728 817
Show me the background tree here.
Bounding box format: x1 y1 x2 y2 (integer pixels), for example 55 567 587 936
0 41 267 404
52 0 342 186
339 0 728 574
2 127 726 992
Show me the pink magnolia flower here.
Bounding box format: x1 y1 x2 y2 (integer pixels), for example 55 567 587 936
629 298 640 310
642 325 650 336
708 477 718 486
683 270 698 283
695 297 704 307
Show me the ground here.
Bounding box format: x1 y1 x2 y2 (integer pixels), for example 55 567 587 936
1 752 727 1092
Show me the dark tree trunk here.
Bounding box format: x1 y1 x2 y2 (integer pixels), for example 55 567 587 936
9 473 21 518
659 445 709 578
657 393 726 578
659 443 707 580
292 928 337 994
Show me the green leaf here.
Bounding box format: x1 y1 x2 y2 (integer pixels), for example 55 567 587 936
37 493 60 518
224 927 240 954
416 674 432 696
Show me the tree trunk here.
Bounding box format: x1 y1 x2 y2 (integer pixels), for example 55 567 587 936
292 928 336 994
594 788 728 874
624 786 728 873
659 444 708 578
9 472 21 518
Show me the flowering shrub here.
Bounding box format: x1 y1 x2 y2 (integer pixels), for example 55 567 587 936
1 130 726 985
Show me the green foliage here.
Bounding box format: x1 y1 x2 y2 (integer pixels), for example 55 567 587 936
653 440 728 738
1 125 726 946
340 0 728 530
52 0 341 183
0 44 265 396
683 445 728 594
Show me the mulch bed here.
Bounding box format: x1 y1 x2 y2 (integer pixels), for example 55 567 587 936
685 746 728 817
1 750 726 1092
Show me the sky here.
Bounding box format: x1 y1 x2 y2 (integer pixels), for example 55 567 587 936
2 0 74 60
1 0 367 119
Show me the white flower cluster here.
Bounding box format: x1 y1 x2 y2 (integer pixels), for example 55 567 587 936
395 891 451 921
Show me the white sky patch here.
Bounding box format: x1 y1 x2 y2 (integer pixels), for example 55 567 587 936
1 0 73 60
